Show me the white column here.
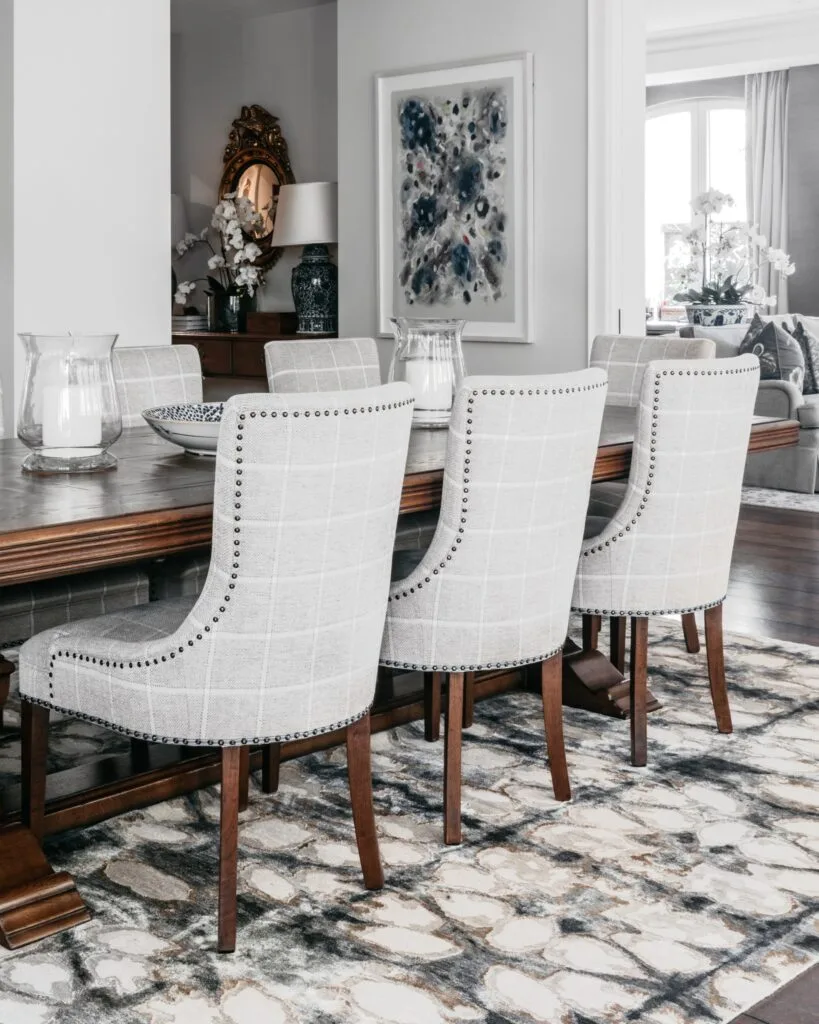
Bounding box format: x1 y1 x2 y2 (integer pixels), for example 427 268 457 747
13 0 171 418
587 0 647 344
0 0 12 436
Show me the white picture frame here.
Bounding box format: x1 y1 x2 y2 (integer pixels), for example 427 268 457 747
376 53 535 343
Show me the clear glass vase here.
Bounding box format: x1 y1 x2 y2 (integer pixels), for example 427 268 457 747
17 334 123 473
388 318 466 428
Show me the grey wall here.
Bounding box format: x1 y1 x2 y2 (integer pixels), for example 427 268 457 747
337 0 589 377
788 66 819 315
0 0 12 436
172 2 338 310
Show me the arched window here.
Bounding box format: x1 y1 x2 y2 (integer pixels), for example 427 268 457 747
645 97 747 313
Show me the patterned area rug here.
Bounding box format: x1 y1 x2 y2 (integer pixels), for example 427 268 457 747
0 621 818 1024
742 486 819 512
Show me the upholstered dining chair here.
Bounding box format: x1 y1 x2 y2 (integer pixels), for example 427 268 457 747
265 336 438 559
19 383 414 952
113 344 211 601
378 370 608 844
573 354 760 767
585 334 717 664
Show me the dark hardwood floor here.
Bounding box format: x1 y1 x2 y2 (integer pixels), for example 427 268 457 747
726 505 819 1023
725 505 819 646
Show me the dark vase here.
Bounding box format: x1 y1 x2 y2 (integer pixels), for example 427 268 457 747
217 292 257 333
292 244 338 334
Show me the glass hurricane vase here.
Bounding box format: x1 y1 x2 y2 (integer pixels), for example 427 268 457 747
17 334 123 473
388 318 466 428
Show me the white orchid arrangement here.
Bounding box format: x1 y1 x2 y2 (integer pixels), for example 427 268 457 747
671 189 795 308
173 193 266 307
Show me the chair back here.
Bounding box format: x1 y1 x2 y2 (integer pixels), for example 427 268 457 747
382 370 608 672
113 345 203 427
265 337 381 393
590 335 715 407
165 383 412 742
574 354 760 615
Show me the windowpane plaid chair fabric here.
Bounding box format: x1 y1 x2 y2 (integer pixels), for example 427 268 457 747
113 345 211 600
265 337 381 394
573 355 760 766
113 344 203 427
381 370 608 842
265 336 437 554
587 335 717 520
20 384 414 951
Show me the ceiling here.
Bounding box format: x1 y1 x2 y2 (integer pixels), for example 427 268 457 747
171 0 333 33
647 0 819 34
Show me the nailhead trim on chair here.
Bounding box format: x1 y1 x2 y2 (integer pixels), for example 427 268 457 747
387 381 608 608
574 363 756 617
381 642 565 674
23 693 372 747
41 397 414 738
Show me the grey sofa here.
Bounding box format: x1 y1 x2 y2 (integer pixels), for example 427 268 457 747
681 314 819 493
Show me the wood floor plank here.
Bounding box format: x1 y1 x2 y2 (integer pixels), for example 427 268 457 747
733 964 819 1024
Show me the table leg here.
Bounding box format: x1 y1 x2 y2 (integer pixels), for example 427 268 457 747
562 637 661 718
0 687 90 950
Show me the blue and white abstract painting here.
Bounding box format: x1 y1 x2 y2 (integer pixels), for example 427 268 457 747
392 77 516 322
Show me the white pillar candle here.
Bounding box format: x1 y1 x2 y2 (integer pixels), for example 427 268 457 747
42 385 103 448
404 358 454 414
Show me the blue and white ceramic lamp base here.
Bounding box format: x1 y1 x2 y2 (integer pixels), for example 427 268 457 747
292 244 338 335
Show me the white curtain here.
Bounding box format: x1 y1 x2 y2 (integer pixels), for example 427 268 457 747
746 71 790 312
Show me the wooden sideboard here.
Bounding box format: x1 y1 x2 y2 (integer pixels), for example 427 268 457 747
171 311 337 400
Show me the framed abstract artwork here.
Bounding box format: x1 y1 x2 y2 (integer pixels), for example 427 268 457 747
376 54 534 343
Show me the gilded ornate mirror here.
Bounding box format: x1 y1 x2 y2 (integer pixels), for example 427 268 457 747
218 105 295 270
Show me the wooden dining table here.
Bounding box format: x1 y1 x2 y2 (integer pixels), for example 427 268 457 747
0 410 799 949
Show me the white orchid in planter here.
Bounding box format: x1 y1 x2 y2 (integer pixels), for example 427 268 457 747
173 194 266 307
671 189 795 312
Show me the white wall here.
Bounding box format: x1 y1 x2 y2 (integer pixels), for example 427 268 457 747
647 11 819 84
172 3 338 310
337 0 589 376
0 0 12 434
13 0 171 415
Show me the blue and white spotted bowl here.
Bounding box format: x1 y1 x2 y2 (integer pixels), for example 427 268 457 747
141 402 224 456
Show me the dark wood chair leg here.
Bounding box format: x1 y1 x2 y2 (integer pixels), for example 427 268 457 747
682 612 700 654
346 715 384 890
262 743 281 794
540 652 571 802
238 747 250 812
630 617 649 767
444 672 464 845
423 671 442 742
462 672 475 729
610 616 627 674
0 656 13 731
704 603 732 734
21 701 50 842
582 614 601 652
218 746 241 953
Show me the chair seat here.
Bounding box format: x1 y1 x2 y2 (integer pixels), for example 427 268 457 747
0 568 150 647
584 515 611 540
19 596 197 724
587 481 627 519
394 510 438 552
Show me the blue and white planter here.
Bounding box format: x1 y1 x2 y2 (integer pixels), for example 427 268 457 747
685 304 747 327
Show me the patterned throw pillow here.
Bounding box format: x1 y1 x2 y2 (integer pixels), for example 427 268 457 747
793 322 819 395
739 318 805 389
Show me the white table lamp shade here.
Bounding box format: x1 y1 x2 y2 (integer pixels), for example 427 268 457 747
171 194 188 245
272 182 338 247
